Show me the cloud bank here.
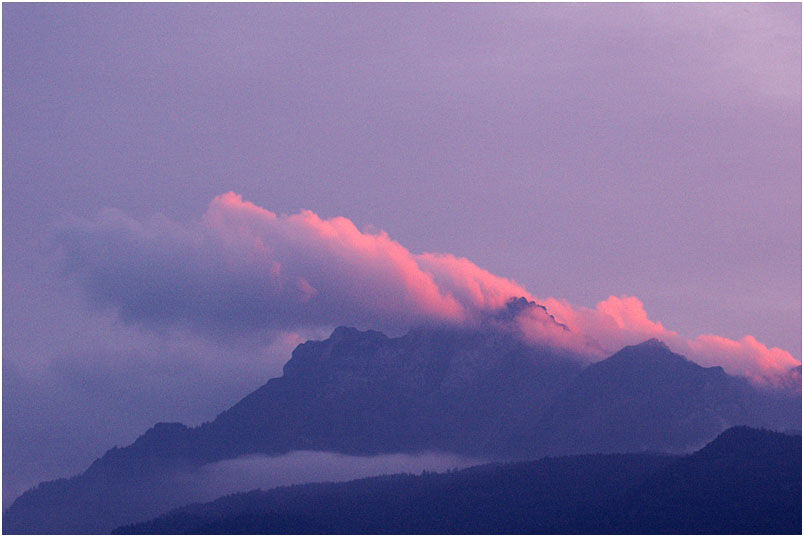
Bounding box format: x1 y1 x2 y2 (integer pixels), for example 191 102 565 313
174 451 483 506
58 193 527 335
57 192 800 387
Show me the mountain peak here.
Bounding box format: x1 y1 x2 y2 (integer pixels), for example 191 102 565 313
603 340 730 379
493 297 569 332
503 297 546 317
631 338 671 352
608 338 679 362
329 325 388 341
587 338 725 382
694 426 801 459
330 325 360 339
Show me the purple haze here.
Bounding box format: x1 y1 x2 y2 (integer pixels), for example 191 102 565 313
3 3 800 507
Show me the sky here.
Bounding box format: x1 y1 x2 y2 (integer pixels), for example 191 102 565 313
3 3 801 507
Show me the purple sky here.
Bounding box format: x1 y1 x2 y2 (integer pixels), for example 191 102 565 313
3 3 801 507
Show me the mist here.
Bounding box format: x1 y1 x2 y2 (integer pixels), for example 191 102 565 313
173 451 485 505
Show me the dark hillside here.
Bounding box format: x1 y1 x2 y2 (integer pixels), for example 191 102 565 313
117 427 801 535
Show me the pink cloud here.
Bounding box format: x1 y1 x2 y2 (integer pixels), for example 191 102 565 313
58 192 800 388
535 295 800 387
58 192 520 336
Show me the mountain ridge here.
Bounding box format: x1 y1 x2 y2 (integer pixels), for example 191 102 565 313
5 319 801 533
114 427 802 535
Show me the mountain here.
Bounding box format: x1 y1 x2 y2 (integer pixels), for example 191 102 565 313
201 322 581 459
522 339 798 456
4 314 800 533
115 427 802 534
3 319 582 534
612 426 802 534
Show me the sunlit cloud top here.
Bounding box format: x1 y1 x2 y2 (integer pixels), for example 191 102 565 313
58 192 801 388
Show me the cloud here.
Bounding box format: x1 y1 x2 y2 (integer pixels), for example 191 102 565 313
174 451 483 505
1 320 310 509
57 192 528 335
57 192 800 387
539 295 801 387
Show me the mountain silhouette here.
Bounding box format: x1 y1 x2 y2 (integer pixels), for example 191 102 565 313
522 339 798 456
612 426 802 533
4 318 800 533
114 427 801 534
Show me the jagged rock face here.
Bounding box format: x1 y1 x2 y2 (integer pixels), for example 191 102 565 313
494 296 569 331
201 324 584 459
